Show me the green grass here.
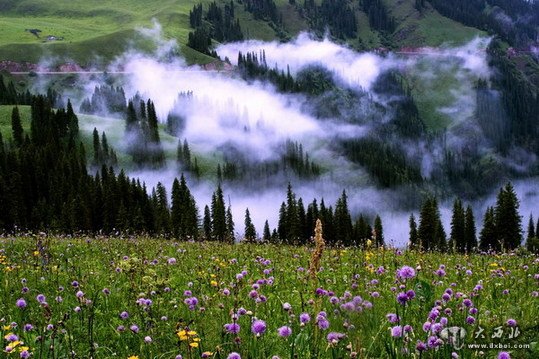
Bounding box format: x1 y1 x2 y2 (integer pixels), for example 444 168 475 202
0 237 537 358
0 0 218 65
389 2 484 47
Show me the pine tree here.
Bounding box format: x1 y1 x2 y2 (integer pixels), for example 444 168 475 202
263 220 271 242
285 183 301 243
92 128 101 164
450 198 466 253
418 197 436 251
244 208 256 242
226 204 235 243
333 190 353 245
464 205 477 253
11 107 23 147
373 215 384 247
527 214 535 241
155 182 170 233
480 207 497 251
409 214 418 250
278 202 287 242
494 183 522 250
203 205 212 240
211 184 227 241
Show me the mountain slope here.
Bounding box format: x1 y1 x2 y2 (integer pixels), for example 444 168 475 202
0 0 487 66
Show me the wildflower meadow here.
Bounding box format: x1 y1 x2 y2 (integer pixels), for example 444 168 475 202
0 230 538 359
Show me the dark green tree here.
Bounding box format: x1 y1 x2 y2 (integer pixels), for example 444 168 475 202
203 205 212 240
494 183 522 250
373 215 384 247
211 184 227 241
11 107 23 147
263 220 271 242
450 198 466 253
480 207 497 251
464 205 477 253
244 208 256 242
333 190 353 245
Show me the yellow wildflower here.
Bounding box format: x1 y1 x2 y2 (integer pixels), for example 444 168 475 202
3 325 11 331
187 330 197 336
128 356 139 359
189 342 199 348
210 280 218 287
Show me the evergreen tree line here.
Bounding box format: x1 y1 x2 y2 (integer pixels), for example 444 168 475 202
427 0 538 46
360 0 395 33
0 101 535 253
487 39 539 156
124 97 165 168
178 138 320 183
92 128 118 167
410 182 533 253
243 0 279 23
79 85 127 116
165 91 193 137
188 1 244 56
0 74 32 106
300 0 357 39
272 184 385 247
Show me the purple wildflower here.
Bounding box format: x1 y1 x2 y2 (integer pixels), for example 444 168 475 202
277 326 292 337
391 326 403 338
506 319 517 327
227 353 241 359
397 292 408 305
299 313 311 324
327 332 345 343
224 323 240 334
16 298 27 308
251 320 266 336
396 266 416 280
386 313 399 323
498 352 511 359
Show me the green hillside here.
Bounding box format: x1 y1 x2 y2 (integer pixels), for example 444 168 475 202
0 0 484 66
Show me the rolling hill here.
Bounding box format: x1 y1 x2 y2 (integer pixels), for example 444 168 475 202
0 0 485 66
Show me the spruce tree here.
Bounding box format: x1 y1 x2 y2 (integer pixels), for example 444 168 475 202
226 204 235 243
211 184 227 241
418 197 436 251
464 205 477 253
203 205 212 240
373 215 384 247
263 220 271 242
333 190 353 245
244 208 256 242
494 183 522 250
92 128 101 164
527 214 535 242
480 207 498 251
11 107 23 147
450 198 466 253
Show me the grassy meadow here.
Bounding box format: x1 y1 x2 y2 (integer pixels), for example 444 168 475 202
0 235 537 358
